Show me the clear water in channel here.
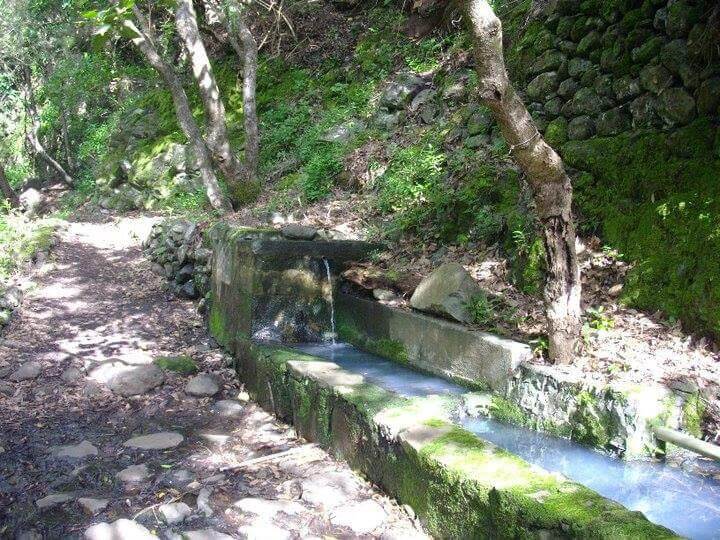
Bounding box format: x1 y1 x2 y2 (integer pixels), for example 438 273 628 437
293 341 720 539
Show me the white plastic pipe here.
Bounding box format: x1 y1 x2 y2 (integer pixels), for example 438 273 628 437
653 426 720 462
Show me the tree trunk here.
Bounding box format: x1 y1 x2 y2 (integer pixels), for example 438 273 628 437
23 70 74 187
462 0 582 364
0 163 20 208
126 8 232 213
226 6 259 183
61 108 74 172
175 0 248 202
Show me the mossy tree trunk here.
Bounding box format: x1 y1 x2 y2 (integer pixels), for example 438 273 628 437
125 7 232 214
0 163 20 208
175 0 250 204
462 0 582 364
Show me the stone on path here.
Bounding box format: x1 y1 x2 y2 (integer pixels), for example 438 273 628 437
181 530 235 540
212 399 243 416
84 519 158 540
329 499 388 534
116 463 150 483
281 223 318 240
0 380 14 395
53 440 98 459
36 493 74 509
410 262 482 323
77 497 109 515
159 501 193 524
237 522 291 540
108 365 164 396
185 374 219 397
159 468 195 489
61 366 83 383
9 361 41 382
123 431 183 450
233 497 304 520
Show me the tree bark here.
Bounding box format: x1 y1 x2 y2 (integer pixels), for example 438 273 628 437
23 69 74 187
175 0 249 198
0 163 20 208
462 0 582 364
126 8 232 213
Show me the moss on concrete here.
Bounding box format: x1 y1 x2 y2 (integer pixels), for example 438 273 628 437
682 393 706 438
337 321 409 365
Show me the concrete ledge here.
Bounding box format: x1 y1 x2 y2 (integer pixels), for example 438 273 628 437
336 293 531 392
235 344 678 539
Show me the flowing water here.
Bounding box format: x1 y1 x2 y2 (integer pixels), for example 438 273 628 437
322 258 336 345
293 341 720 539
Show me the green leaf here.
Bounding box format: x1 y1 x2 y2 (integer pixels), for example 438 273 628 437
81 9 98 19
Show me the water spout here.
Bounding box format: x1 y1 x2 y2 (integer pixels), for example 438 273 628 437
323 258 336 346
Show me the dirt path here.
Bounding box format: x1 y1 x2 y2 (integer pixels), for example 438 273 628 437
0 216 426 539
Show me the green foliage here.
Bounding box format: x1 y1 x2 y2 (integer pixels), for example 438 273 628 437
0 211 59 278
585 306 615 331
466 290 517 329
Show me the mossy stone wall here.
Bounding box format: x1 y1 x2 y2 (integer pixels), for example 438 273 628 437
503 0 720 336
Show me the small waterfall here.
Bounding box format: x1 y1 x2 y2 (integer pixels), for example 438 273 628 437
323 258 336 346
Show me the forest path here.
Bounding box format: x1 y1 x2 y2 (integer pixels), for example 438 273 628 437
0 215 425 539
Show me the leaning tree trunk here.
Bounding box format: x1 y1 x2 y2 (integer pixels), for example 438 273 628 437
126 8 232 213
23 72 74 187
462 0 582 364
175 0 248 202
0 163 20 208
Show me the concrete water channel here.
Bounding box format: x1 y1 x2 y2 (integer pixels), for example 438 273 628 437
207 224 720 538
294 342 720 539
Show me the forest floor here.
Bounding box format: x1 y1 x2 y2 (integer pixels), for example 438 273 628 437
0 213 426 539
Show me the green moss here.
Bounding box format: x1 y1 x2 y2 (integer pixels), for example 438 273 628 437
208 300 231 350
682 393 706 438
490 395 528 425
571 391 611 448
562 119 720 338
154 355 198 375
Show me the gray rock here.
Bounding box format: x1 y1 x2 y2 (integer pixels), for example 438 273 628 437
373 110 403 130
159 468 196 489
53 440 98 459
666 1 697 38
175 264 194 284
123 432 184 450
116 463 151 483
108 365 164 396
19 188 44 217
373 288 399 302
0 381 13 396
9 361 41 381
531 49 566 74
319 120 365 143
84 519 158 540
61 367 83 383
660 39 688 74
78 497 109 515
233 497 304 519
613 76 641 101
567 116 595 140
329 499 387 534
237 523 290 540
544 97 563 117
178 281 198 299
639 65 674 94
631 35 666 63
36 493 74 509
526 72 559 100
577 30 601 54
557 78 578 99
212 399 244 416
565 88 604 116
567 58 593 78
185 374 219 397
596 107 631 136
696 78 720 116
281 223 318 241
629 93 661 128
410 262 482 323
380 73 425 110
658 87 696 126
409 88 437 112
466 110 493 135
159 501 193 524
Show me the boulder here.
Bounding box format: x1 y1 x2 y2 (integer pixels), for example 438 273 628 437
567 116 595 140
596 107 631 136
108 365 164 396
36 493 74 509
116 463 151 483
159 501 193 525
410 263 481 323
639 65 673 94
696 78 720 116
329 499 387 535
380 73 425 110
19 188 44 217
281 223 318 240
53 440 98 459
526 72 559 100
658 87 696 126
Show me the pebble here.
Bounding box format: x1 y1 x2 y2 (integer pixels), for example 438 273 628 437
36 493 74 509
53 440 98 459
159 501 193 524
84 519 158 540
61 367 83 383
185 374 219 397
116 463 150 483
77 497 109 515
123 431 183 450
9 361 41 381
